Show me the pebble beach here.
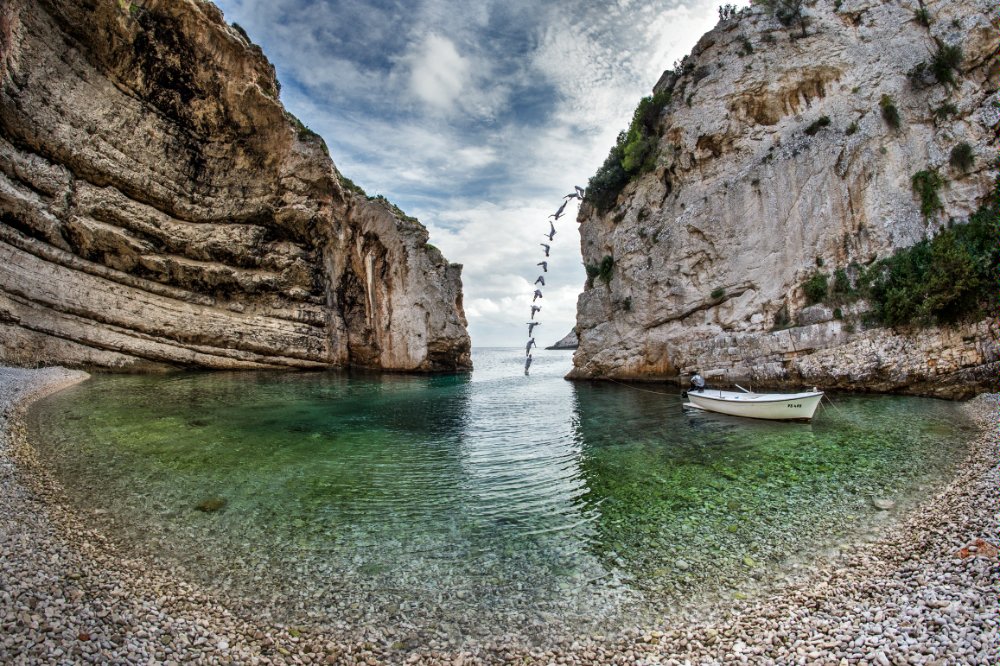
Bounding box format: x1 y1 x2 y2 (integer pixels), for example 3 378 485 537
1 366 997 665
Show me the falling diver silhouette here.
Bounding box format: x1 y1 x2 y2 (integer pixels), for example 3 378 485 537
523 185 583 376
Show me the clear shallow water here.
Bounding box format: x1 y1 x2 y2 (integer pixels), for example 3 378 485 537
29 349 973 644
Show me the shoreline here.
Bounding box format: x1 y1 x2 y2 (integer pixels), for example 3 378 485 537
1 367 997 664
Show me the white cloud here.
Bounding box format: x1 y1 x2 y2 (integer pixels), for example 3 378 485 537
400 34 471 113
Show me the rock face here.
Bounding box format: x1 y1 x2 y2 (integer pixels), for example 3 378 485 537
571 0 998 397
0 0 471 372
546 330 579 350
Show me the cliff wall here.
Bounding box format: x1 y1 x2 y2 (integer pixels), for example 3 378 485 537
571 0 998 397
0 0 470 371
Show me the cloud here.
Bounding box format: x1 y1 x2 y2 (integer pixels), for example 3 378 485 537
399 34 471 113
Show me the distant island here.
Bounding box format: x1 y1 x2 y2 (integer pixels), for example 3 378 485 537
546 330 578 350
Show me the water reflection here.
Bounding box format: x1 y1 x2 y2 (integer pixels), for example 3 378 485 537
28 350 971 644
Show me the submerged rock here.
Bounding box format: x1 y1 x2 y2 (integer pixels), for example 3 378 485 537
196 497 227 513
872 499 896 511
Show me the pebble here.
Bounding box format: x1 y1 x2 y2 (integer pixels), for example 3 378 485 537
1 368 998 665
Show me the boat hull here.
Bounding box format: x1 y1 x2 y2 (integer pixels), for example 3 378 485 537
686 390 823 421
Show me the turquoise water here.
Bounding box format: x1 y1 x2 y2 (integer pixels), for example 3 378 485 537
29 349 973 644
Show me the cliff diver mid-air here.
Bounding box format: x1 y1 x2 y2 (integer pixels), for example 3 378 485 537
549 200 568 220
533 289 543 302
540 243 550 257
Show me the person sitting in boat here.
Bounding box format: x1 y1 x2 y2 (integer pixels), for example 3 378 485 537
690 371 706 392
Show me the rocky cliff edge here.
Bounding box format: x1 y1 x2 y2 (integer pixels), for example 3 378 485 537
0 0 471 372
571 0 998 398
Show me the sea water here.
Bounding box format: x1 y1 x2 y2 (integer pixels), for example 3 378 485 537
28 348 972 643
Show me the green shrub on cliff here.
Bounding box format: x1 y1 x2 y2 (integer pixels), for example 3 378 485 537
879 95 901 129
802 272 829 304
911 169 944 219
337 172 367 197
949 142 974 171
586 141 629 213
804 116 831 136
368 194 420 225
860 181 998 326
930 42 963 86
598 255 616 283
586 91 671 213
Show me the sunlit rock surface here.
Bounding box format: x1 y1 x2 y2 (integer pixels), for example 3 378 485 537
571 0 998 397
0 0 470 371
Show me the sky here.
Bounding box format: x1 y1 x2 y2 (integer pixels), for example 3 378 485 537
214 0 749 347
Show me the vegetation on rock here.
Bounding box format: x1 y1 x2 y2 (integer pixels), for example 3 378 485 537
759 0 807 36
810 182 998 328
933 102 959 121
879 95 901 129
368 195 420 225
586 91 671 213
861 196 996 326
930 42 963 86
911 169 944 219
802 271 829 304
804 116 831 136
598 255 616 283
337 173 367 197
949 142 974 171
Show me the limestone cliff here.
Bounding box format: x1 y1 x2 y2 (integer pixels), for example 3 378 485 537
571 0 998 397
0 0 471 371
546 330 579 350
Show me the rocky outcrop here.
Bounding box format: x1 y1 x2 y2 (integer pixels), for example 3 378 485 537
571 0 998 397
546 330 579 350
0 0 470 372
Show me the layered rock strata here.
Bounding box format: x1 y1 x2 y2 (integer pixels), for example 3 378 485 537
571 0 998 397
0 0 470 371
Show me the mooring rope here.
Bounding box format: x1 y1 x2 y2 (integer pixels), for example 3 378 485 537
605 377 677 396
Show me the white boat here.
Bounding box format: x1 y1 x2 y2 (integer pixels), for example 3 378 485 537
684 387 824 421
